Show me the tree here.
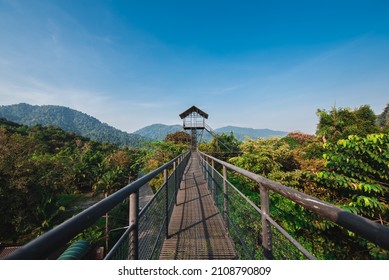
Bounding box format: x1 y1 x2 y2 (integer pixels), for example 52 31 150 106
316 105 378 142
0 118 145 246
143 141 187 191
315 133 389 259
164 131 191 145
283 132 317 147
199 132 241 162
317 134 388 223
229 137 299 178
376 103 389 132
0 128 67 242
94 166 124 251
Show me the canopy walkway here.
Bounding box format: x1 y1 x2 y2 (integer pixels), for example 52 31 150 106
6 150 389 260
5 106 389 260
159 153 237 259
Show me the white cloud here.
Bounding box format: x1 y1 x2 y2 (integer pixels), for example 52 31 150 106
0 77 106 113
0 76 183 133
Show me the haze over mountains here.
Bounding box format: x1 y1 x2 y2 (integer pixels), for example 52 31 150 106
0 103 288 146
134 124 287 141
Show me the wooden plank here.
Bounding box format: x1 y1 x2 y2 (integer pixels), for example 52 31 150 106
159 153 237 260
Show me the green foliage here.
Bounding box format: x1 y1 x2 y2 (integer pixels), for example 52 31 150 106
136 125 288 143
317 134 388 223
376 104 389 127
134 124 183 141
316 105 378 142
0 103 146 147
376 103 389 133
0 118 144 245
72 224 104 244
143 140 188 191
225 122 388 259
211 126 287 142
229 137 299 178
199 132 241 162
164 131 191 145
282 132 316 148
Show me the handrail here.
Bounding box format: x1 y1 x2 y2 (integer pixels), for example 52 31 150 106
6 151 190 260
199 151 389 251
104 224 135 260
199 153 314 259
105 151 191 260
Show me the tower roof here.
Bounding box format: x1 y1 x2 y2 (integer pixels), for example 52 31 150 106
179 106 208 119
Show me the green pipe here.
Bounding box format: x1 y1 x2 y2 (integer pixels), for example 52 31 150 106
57 240 90 260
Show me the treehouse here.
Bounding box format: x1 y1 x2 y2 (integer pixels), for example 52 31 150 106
179 105 208 150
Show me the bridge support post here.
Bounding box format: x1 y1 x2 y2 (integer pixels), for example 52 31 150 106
211 159 215 201
174 161 177 206
203 157 207 180
164 169 169 239
223 165 229 229
178 157 182 188
207 158 210 182
260 184 273 260
129 191 139 260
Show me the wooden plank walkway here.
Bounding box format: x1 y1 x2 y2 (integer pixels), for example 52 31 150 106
159 152 237 259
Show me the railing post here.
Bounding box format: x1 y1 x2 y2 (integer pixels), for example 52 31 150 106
203 155 206 180
205 160 208 182
260 184 273 260
164 169 169 239
203 156 207 180
173 161 178 205
178 157 182 186
223 165 229 228
211 159 215 200
129 190 139 260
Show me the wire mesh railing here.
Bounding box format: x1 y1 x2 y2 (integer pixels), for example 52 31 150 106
199 151 389 260
105 151 190 260
201 157 309 259
6 151 190 260
202 160 267 259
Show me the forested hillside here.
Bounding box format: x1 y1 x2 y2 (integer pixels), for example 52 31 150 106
200 104 389 259
134 123 287 142
0 118 145 245
214 126 287 140
134 124 183 141
1 103 388 259
0 103 146 147
0 103 288 144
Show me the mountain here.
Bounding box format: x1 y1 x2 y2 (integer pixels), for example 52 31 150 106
214 126 287 141
135 124 287 142
0 103 287 146
0 103 145 147
134 124 183 141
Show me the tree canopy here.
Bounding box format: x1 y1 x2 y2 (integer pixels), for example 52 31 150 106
316 105 378 142
1 101 388 259
203 103 389 259
0 119 145 245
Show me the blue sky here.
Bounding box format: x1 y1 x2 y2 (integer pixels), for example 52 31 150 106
0 0 388 134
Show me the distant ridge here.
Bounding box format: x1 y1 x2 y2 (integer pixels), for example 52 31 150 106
135 124 287 142
0 103 288 145
0 103 145 147
214 125 287 141
134 124 183 141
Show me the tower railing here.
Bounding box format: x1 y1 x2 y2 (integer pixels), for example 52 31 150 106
183 119 205 129
6 151 191 260
198 151 389 259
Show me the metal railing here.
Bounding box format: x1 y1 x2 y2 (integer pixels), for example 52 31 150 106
199 151 389 260
6 151 191 260
105 152 190 260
